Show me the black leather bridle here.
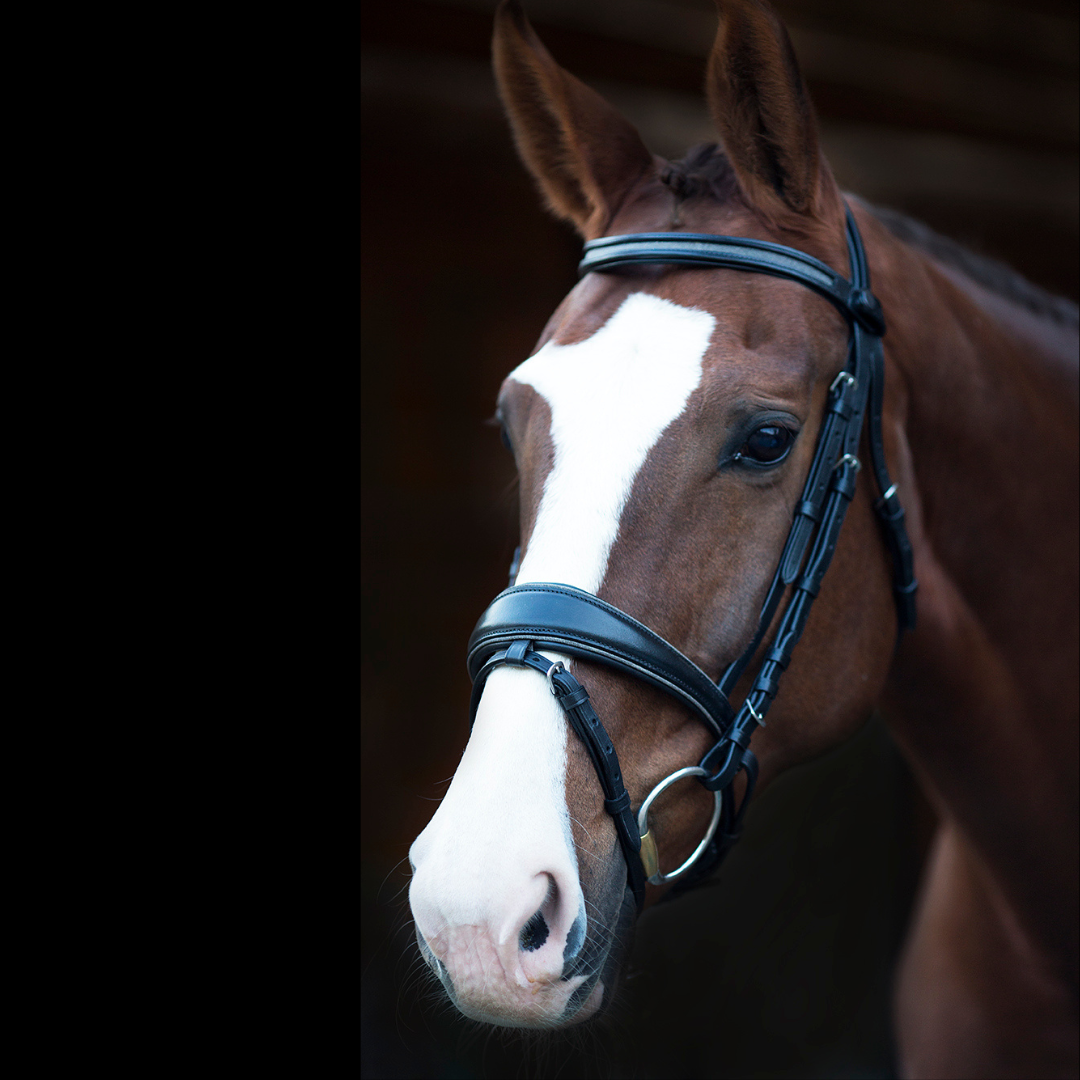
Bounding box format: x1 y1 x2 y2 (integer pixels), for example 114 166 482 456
467 207 917 911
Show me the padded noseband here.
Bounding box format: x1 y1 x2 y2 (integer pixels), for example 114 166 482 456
468 584 734 737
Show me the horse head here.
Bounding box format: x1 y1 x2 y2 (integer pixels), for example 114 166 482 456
408 0 906 1028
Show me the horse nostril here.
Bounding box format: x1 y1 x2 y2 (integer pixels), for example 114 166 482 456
519 910 550 952
564 912 585 964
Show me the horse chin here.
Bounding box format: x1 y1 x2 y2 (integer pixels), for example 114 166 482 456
416 884 636 1030
452 975 608 1030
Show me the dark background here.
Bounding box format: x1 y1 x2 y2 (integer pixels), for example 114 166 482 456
361 2 1078 1076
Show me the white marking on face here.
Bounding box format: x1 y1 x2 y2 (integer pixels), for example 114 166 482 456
409 293 715 1026
511 292 716 591
411 665 579 928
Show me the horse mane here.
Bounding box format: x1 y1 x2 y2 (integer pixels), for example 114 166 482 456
867 203 1080 330
660 144 1080 330
659 142 741 203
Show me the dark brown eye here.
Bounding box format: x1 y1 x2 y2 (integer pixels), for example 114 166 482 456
500 426 514 454
740 425 793 464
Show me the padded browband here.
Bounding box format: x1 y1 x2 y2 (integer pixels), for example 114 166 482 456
467 583 735 738
579 233 885 335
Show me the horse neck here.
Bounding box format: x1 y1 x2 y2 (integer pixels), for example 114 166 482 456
875 229 1079 971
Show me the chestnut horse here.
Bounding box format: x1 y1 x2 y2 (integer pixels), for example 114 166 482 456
408 1 1079 1075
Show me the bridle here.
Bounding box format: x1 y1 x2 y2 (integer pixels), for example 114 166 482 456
466 207 917 911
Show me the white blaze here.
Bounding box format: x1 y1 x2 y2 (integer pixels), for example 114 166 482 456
409 293 715 1025
512 292 716 590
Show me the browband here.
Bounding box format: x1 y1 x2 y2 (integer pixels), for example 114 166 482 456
580 232 886 335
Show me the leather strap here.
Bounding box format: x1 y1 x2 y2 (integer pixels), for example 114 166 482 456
470 643 648 909
580 231 885 335
718 366 863 697
845 210 918 630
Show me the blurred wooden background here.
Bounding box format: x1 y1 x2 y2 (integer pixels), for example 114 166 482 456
361 2 1077 1076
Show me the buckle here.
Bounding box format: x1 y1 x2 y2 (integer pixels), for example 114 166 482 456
546 660 565 695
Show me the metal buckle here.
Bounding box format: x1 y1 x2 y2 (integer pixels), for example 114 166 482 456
636 766 723 885
830 371 856 393
546 661 564 696
836 452 861 472
744 697 765 728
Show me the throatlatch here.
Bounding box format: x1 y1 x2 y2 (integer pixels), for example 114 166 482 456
467 207 917 911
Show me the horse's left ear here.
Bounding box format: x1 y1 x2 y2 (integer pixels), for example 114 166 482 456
705 0 836 222
492 0 655 237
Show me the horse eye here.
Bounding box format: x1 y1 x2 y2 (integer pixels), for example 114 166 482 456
500 426 514 454
740 425 793 465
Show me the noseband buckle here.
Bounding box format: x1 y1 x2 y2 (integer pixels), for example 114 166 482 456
546 660 564 695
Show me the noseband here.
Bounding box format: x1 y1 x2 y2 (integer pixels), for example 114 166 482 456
467 208 917 911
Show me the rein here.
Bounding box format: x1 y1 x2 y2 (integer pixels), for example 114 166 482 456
467 207 917 911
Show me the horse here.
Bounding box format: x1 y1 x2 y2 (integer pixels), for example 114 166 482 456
406 1 1080 1075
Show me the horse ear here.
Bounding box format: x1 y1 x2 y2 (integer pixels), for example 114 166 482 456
492 0 655 237
705 0 828 220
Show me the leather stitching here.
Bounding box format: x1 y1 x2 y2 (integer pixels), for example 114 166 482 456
477 584 716 677
471 630 730 732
